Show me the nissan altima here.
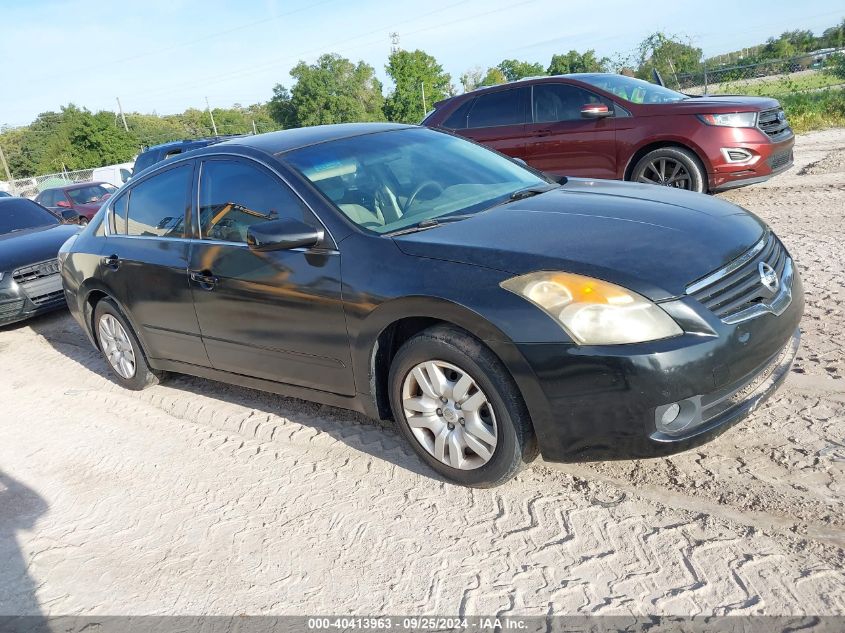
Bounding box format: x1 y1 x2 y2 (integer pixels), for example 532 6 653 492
59 123 803 487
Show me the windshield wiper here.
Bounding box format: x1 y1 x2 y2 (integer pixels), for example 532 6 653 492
384 215 473 237
508 185 555 201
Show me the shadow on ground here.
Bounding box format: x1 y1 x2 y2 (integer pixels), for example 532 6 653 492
0 470 47 621
25 310 443 482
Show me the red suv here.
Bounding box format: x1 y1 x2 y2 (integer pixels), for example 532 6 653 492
422 74 794 193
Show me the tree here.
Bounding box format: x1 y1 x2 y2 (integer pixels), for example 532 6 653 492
385 49 451 123
548 49 609 75
496 59 545 81
269 53 385 128
636 32 702 82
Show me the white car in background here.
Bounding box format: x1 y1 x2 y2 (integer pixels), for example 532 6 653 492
92 162 134 188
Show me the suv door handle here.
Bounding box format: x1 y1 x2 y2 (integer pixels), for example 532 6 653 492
101 254 120 270
189 270 219 290
534 128 553 137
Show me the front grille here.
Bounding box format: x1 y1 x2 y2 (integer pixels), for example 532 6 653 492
768 150 793 171
13 259 60 283
13 259 64 306
687 232 787 320
757 107 791 140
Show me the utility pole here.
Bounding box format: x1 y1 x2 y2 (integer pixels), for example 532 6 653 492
252 120 258 135
420 82 427 115
703 59 708 94
390 32 400 54
116 97 129 132
205 97 218 136
0 143 12 187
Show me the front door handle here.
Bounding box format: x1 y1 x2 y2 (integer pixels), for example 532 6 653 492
101 254 120 270
534 128 553 137
189 270 219 290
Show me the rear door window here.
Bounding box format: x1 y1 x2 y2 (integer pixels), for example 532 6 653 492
124 165 191 238
466 88 526 128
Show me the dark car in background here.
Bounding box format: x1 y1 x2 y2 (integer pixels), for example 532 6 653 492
0 197 80 326
0 191 11 198
423 73 794 193
61 124 802 487
35 181 116 225
131 135 246 177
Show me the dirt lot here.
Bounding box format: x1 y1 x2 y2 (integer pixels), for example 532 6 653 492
1 129 844 617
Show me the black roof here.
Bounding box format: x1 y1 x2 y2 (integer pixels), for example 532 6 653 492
219 122 413 155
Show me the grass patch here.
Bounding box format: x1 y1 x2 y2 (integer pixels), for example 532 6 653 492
722 72 844 97
779 88 845 134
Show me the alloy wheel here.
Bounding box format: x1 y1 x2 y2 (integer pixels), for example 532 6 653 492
98 314 136 379
637 157 692 189
401 360 497 470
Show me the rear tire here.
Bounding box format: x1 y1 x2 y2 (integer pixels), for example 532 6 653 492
630 146 707 193
93 298 163 391
388 325 538 487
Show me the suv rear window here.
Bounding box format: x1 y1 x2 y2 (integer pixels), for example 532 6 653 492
467 88 526 129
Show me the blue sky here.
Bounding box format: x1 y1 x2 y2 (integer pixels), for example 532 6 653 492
1 0 842 126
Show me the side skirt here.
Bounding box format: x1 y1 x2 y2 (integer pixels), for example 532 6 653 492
150 358 376 417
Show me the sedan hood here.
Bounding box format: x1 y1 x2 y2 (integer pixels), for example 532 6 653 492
393 179 766 301
0 224 80 273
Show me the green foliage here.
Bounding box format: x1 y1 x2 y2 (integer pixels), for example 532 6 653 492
0 103 277 178
269 53 385 128
779 87 845 133
385 49 452 123
496 59 545 81
826 53 845 80
636 32 702 81
548 50 609 75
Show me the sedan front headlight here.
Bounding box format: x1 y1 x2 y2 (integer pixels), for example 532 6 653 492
698 112 757 128
501 271 683 345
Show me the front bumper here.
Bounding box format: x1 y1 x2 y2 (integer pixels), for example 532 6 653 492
0 273 67 327
507 267 804 462
708 132 795 192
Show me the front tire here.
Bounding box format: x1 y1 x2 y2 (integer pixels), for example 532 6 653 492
93 298 163 390
630 146 707 193
388 325 537 487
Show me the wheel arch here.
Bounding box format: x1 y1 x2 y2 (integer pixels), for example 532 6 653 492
356 297 544 431
622 139 710 183
78 281 148 354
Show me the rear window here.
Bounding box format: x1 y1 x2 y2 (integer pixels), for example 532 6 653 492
466 88 526 129
132 151 158 175
0 199 60 235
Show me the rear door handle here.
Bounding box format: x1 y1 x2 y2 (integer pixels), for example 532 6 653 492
189 270 219 290
534 128 553 137
101 254 120 270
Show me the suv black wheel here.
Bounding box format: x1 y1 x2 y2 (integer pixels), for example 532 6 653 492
630 146 706 193
388 325 538 487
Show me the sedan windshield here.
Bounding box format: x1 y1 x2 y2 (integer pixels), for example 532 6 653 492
67 184 112 205
577 75 687 104
0 199 60 235
283 127 550 234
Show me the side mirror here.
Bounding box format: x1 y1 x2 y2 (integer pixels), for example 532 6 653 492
512 157 528 167
247 218 323 252
56 199 71 208
60 209 81 224
581 103 612 119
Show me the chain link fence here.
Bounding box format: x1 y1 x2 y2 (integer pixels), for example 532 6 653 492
2 168 95 198
673 48 845 95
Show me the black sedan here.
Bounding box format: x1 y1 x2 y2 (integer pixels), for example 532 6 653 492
1 197 80 326
59 123 803 487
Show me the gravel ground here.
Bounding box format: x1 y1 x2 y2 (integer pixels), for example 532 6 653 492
0 129 843 617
